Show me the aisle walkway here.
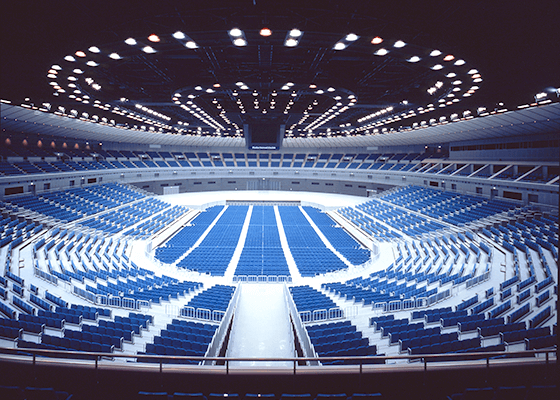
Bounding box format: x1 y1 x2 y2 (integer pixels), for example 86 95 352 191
226 284 294 366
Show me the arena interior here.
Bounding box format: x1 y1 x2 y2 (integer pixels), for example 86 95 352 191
0 1 558 399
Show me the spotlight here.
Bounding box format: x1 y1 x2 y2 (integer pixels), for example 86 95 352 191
148 34 160 42
229 28 243 37
371 36 383 44
260 27 272 37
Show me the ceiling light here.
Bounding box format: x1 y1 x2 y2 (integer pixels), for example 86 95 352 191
86 61 99 67
454 59 466 66
148 34 160 42
72 69 83 74
431 64 443 70
142 46 156 53
374 48 388 56
443 54 454 61
88 46 100 53
289 29 302 37
394 40 406 48
446 72 457 78
452 80 462 85
371 36 383 44
109 53 121 60
173 31 186 39
260 27 272 37
430 50 442 57
468 69 479 75
75 51 86 57
334 42 346 50
67 76 77 81
285 38 298 47
184 40 198 49
233 38 247 46
64 55 76 62
229 28 243 37
51 65 62 70
125 38 137 45
309 84 317 89
473 78 483 83
407 56 421 62
345 33 359 41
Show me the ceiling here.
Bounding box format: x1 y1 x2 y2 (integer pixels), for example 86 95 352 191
2 0 559 146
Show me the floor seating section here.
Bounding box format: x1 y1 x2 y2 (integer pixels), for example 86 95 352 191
155 206 225 264
302 207 370 265
177 206 249 275
234 206 290 277
279 206 349 276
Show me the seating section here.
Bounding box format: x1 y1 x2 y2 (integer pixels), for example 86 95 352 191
380 185 518 226
156 206 225 264
279 206 349 276
143 319 218 363
6 183 145 223
80 198 170 234
234 206 290 277
183 285 236 314
306 320 378 364
290 285 339 315
338 207 402 241
356 199 446 237
177 206 248 276
303 207 370 265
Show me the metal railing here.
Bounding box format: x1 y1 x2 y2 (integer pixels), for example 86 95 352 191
232 275 292 283
179 306 225 323
299 307 345 323
0 347 555 377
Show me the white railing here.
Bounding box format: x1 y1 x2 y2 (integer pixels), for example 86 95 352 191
373 297 429 313
466 271 491 289
94 294 151 310
299 307 345 324
179 306 226 323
